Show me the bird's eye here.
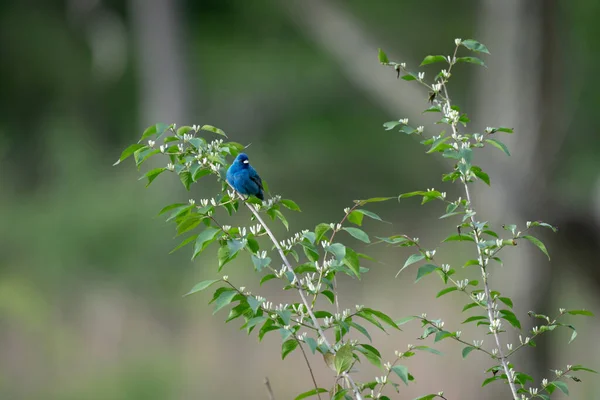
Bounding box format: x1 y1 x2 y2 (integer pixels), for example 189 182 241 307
242 160 249 164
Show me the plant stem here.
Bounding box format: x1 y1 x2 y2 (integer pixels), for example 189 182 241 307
439 54 519 399
241 197 364 400
463 181 519 400
295 336 322 400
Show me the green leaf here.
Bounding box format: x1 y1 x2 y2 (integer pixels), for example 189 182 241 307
281 199 301 212
354 209 383 222
294 388 328 400
361 308 400 330
471 166 490 185
200 124 227 137
114 143 145 165
251 255 272 272
139 122 169 142
420 55 447 66
359 196 394 204
413 395 437 400
348 210 364 226
213 290 237 314
342 227 370 243
413 345 442 356
396 253 425 277
395 316 417 326
327 243 346 262
462 315 488 324
184 279 221 296
462 346 476 358
567 309 594 317
170 234 198 254
485 139 510 156
499 309 521 329
443 234 475 243
415 264 438 282
461 39 490 54
334 343 354 374
315 223 332 243
192 227 221 259
488 126 514 134
180 171 193 191
551 381 569 395
456 56 486 67
481 376 500 387
391 365 409 385
527 221 558 232
343 247 361 278
383 121 402 131
571 365 598 373
498 297 513 308
282 339 299 359
521 235 550 260
378 48 389 63
436 287 458 298
427 136 451 153
140 167 167 186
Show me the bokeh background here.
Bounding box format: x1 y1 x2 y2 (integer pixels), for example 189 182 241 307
1 0 600 399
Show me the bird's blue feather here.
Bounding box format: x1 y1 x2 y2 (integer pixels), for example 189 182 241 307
226 153 264 200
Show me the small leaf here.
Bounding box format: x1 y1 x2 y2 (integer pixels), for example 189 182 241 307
348 210 364 226
396 253 425 277
342 227 370 243
471 166 490 185
213 290 237 314
462 346 476 358
498 297 513 308
443 234 475 242
315 223 331 243
456 56 486 67
200 124 227 137
378 48 389 64
383 121 402 131
420 55 447 66
170 234 198 254
282 339 299 359
185 279 221 296
281 199 301 212
343 247 361 278
192 227 221 259
485 139 511 156
551 381 569 395
567 309 594 317
294 388 328 400
571 365 598 373
391 365 409 385
436 287 458 298
427 136 451 153
113 143 145 166
334 343 354 374
461 39 490 54
415 264 438 282
521 235 550 260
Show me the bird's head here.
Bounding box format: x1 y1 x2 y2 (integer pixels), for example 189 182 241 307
234 153 250 168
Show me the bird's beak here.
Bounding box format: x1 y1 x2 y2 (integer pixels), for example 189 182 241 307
243 160 249 164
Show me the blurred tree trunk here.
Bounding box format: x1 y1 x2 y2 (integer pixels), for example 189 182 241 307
130 0 191 126
472 0 566 390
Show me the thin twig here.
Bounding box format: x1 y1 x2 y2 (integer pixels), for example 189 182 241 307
264 377 275 400
295 336 322 400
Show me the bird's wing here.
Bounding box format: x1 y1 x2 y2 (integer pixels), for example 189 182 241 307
248 167 263 190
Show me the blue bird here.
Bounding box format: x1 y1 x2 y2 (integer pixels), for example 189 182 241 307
226 153 264 201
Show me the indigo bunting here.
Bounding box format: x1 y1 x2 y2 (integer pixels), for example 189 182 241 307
226 153 264 200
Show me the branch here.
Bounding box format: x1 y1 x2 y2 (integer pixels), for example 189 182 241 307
232 187 364 400
264 377 275 400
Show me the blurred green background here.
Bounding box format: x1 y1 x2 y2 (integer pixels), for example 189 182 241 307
1 0 600 399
